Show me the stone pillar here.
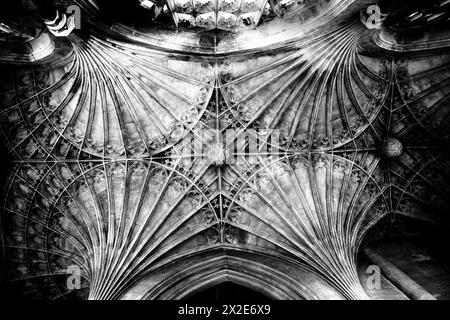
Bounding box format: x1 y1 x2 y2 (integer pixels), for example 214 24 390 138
363 248 436 300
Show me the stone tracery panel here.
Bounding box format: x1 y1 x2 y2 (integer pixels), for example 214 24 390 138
1 0 450 300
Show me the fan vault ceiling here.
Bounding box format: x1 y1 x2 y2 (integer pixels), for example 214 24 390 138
1 0 450 300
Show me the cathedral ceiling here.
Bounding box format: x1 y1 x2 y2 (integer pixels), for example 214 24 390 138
0 0 450 300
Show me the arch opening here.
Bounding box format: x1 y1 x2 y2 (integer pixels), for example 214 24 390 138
183 281 273 303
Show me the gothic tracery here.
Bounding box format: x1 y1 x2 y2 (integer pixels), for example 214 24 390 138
1 0 450 300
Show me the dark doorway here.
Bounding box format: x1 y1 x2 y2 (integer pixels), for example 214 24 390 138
184 282 272 302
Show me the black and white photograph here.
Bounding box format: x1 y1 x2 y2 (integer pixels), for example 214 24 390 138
0 0 449 310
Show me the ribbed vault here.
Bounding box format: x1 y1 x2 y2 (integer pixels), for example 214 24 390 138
1 0 450 300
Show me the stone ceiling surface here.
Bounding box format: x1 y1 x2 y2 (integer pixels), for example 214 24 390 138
0 0 450 300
